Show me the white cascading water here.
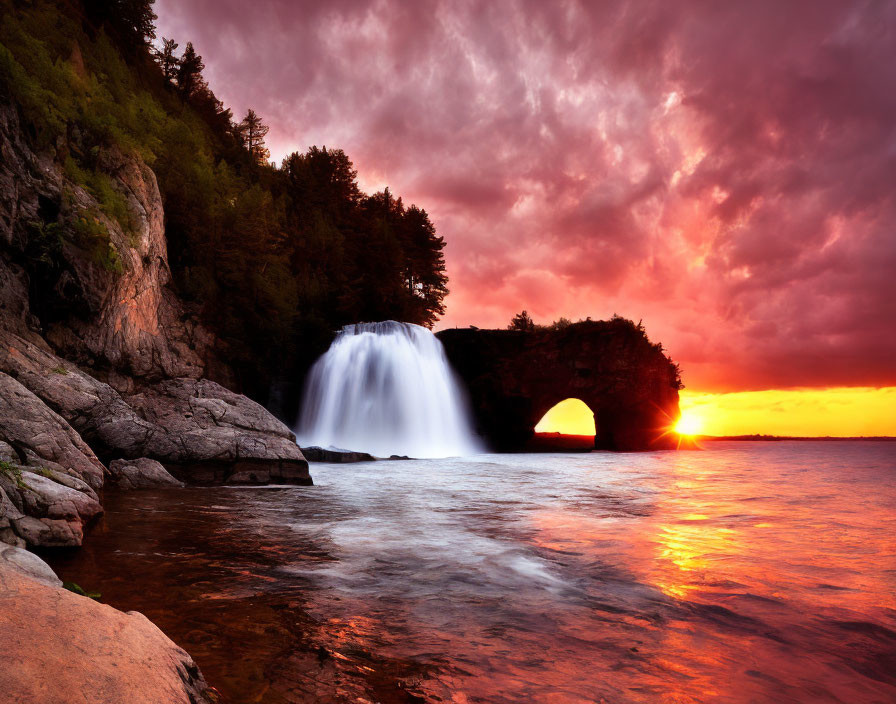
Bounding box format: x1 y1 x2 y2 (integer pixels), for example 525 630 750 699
296 321 482 458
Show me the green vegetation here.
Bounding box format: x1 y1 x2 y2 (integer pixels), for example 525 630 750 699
62 581 102 600
0 0 449 400
70 209 124 274
0 460 28 490
63 158 134 232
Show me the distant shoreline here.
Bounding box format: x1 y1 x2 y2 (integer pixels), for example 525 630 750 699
531 432 896 446
699 435 896 442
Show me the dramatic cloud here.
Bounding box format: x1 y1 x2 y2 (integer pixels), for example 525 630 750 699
156 0 896 391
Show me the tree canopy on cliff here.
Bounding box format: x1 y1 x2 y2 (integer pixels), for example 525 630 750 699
505 312 684 389
508 311 536 331
237 109 271 165
155 37 178 81
0 0 449 409
83 0 156 52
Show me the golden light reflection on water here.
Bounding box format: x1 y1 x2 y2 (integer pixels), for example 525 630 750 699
525 445 896 702
650 462 745 599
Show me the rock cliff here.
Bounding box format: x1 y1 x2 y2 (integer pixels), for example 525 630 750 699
437 319 682 451
0 102 213 386
0 97 309 549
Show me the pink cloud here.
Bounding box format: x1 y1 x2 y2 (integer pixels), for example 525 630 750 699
155 0 896 391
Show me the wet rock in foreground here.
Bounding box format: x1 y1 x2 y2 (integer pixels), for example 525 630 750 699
0 561 214 704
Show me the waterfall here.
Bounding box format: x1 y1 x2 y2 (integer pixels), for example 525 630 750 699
296 321 483 458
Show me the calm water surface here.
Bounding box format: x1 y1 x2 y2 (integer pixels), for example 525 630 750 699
49 442 896 703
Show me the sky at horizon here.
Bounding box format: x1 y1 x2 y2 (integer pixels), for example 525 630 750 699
535 388 896 438
154 0 896 434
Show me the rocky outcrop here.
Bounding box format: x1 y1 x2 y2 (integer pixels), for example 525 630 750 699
0 543 62 587
437 319 682 451
108 458 184 490
124 378 310 484
7 334 311 486
0 331 310 485
0 373 104 547
0 93 311 548
0 563 213 704
0 100 214 388
0 330 156 462
0 372 105 489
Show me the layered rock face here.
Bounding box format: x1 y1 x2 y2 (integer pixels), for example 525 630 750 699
0 373 104 547
125 378 311 484
0 102 212 387
0 98 309 548
438 321 682 451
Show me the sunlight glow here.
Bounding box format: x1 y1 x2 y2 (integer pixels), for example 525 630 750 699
533 388 894 439
534 398 596 435
674 413 703 436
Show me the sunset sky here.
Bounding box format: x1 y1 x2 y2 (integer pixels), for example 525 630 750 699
155 0 896 435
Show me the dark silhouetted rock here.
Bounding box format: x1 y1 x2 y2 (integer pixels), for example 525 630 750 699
437 319 681 451
301 446 377 463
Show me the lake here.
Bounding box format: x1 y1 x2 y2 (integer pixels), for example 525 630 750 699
48 442 896 703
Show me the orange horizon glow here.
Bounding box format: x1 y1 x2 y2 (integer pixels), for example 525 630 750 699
679 387 896 437
535 387 896 438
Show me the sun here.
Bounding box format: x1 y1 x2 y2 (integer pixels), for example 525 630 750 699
675 412 703 436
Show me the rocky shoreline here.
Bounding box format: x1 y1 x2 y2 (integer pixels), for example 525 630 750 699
0 93 310 699
0 92 312 541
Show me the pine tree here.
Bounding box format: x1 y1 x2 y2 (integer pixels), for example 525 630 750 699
400 205 447 326
176 42 205 98
238 109 271 165
155 37 179 83
509 311 537 332
84 0 157 49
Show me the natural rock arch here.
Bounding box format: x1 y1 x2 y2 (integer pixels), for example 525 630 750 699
437 318 682 451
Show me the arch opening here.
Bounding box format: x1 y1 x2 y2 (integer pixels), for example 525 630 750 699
529 398 597 452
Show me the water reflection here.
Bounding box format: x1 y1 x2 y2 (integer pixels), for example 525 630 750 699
47 442 896 703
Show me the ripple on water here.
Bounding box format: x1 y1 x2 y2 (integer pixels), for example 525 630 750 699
46 442 896 703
